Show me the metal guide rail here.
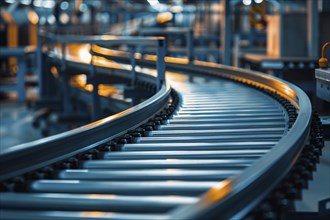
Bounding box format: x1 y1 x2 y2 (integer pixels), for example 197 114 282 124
0 35 323 219
36 31 167 121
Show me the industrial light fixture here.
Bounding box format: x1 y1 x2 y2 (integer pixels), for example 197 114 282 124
21 0 32 5
79 3 88 13
147 0 159 7
47 14 56 24
242 0 263 6
242 0 252 6
60 1 70 11
59 12 70 24
147 0 166 12
42 0 55 9
33 0 43 7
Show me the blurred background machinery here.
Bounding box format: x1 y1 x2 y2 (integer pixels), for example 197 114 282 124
0 0 329 218
1 0 329 106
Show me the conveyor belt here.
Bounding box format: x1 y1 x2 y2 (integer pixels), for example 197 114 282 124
0 35 322 219
0 73 293 219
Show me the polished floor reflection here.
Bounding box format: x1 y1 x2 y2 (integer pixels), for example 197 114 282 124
0 98 42 152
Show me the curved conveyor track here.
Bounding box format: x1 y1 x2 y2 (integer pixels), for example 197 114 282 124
0 38 323 220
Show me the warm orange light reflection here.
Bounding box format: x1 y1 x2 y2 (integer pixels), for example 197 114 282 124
80 211 112 218
85 84 94 91
170 179 233 218
28 10 39 25
166 158 178 161
93 45 115 56
192 60 299 108
99 35 117 41
98 84 121 97
50 66 58 78
50 66 59 77
165 56 189 64
69 44 131 70
53 43 300 110
90 44 189 65
201 179 232 204
78 45 92 63
157 12 173 23
166 169 178 172
1 10 13 23
88 194 117 199
71 74 122 99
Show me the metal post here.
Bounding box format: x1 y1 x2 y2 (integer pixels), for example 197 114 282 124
61 43 67 72
36 28 43 99
61 43 72 115
307 0 319 57
206 0 210 32
187 28 194 62
221 0 232 65
17 56 26 103
279 0 284 57
123 0 129 36
130 46 136 87
89 44 100 121
156 39 166 91
233 35 240 67
62 76 72 114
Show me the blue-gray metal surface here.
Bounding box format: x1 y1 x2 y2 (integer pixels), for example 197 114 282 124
0 83 171 181
0 40 312 220
0 46 36 102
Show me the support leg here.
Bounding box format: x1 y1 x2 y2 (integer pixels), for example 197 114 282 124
17 57 26 103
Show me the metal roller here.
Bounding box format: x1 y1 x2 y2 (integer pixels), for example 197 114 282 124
0 34 315 220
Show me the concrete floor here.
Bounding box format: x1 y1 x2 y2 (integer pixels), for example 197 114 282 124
0 98 329 214
0 100 43 152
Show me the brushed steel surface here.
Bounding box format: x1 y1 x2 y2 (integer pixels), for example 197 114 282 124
83 159 254 169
